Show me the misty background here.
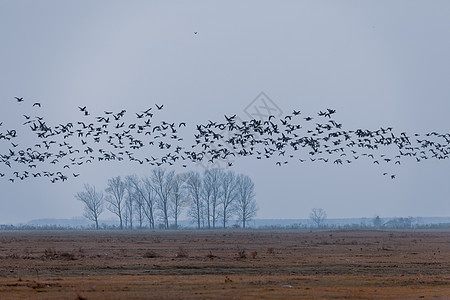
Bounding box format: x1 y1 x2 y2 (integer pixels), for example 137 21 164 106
0 0 449 225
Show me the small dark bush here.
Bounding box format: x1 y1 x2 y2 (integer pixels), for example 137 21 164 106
143 251 160 258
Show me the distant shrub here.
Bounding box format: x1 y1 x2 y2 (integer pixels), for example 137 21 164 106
206 251 216 261
176 247 188 258
236 248 246 260
143 250 160 258
42 248 76 260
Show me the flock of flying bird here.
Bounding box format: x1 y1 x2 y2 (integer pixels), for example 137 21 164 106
0 96 449 183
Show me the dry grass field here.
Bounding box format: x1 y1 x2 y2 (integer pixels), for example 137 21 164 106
0 230 448 299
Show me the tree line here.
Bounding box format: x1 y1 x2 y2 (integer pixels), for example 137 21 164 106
75 168 258 230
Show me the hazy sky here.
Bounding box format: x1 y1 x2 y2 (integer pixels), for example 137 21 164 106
1 1 449 224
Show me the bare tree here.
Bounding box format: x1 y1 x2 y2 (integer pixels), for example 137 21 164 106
201 171 213 229
219 171 238 228
235 174 257 229
310 208 327 228
142 177 157 229
124 192 134 229
128 175 156 229
75 184 104 230
170 173 188 229
135 191 145 228
124 175 139 229
373 215 382 229
204 169 223 229
186 171 203 229
151 168 175 229
104 176 126 229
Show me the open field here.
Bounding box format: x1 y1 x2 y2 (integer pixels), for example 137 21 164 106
0 230 448 299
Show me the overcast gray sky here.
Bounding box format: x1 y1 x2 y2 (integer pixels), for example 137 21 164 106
1 0 449 224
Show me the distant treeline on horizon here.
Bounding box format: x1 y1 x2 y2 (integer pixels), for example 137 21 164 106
2 216 449 231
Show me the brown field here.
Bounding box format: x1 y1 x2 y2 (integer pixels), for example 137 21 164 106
0 229 448 299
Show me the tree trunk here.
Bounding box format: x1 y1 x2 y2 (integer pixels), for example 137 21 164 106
174 214 178 230
197 205 201 229
223 205 227 228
